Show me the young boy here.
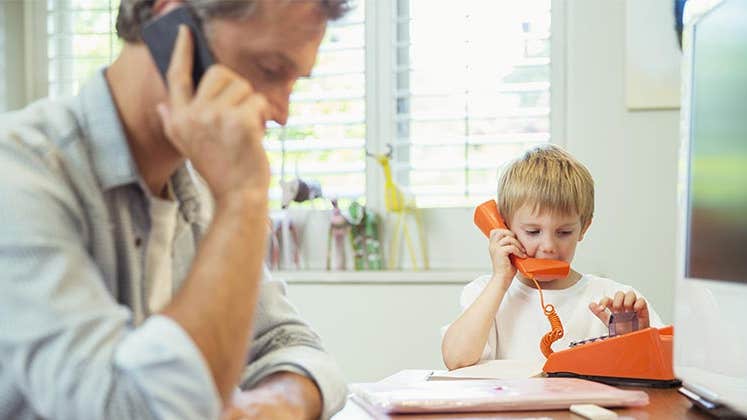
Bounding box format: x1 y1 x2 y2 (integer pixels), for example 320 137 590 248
441 144 664 370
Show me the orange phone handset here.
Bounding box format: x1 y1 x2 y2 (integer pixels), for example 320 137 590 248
474 199 567 358
474 200 570 281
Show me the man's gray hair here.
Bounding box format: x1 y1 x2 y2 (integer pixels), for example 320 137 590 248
116 0 351 42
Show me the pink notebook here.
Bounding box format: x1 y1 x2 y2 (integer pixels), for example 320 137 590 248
350 377 649 414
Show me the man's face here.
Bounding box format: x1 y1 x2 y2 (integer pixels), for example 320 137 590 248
205 0 327 125
509 204 588 270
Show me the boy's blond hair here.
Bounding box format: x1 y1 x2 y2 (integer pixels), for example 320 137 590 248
497 144 594 229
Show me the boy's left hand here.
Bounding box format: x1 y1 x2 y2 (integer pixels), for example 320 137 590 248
588 290 650 329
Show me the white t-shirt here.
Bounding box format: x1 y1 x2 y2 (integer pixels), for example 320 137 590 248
454 274 665 365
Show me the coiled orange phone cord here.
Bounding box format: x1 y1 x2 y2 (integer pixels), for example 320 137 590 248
528 277 565 358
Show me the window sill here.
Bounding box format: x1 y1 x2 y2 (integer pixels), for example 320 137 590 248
271 270 483 285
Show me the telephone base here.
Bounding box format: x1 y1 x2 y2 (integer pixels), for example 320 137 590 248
542 326 677 387
547 372 682 388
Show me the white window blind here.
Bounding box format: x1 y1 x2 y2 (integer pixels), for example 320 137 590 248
393 0 552 207
266 1 366 208
46 0 122 98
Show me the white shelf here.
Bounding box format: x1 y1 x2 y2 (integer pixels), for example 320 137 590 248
272 270 482 285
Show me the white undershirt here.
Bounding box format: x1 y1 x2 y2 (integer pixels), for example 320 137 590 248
145 186 180 313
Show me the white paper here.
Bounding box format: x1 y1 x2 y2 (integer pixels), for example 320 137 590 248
428 359 544 381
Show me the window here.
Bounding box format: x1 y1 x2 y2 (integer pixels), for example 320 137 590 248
41 0 554 210
46 0 122 99
392 0 552 207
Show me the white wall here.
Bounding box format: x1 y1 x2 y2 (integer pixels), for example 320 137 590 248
286 278 467 383
285 0 682 383
0 3 5 112
562 0 680 323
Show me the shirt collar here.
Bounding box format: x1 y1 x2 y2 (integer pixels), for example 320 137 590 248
74 69 205 224
74 68 140 191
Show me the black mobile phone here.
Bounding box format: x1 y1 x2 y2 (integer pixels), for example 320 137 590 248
141 5 215 89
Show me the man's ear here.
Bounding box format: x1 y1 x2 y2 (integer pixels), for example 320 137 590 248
578 217 593 241
153 0 186 17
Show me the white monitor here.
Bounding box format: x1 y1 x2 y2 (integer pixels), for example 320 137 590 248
675 0 747 416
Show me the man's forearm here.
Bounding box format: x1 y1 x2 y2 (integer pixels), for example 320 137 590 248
254 372 323 420
162 191 268 403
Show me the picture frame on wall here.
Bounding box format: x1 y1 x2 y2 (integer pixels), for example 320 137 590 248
625 0 682 110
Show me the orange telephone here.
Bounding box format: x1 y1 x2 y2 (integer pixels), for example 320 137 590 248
474 199 679 387
474 199 568 357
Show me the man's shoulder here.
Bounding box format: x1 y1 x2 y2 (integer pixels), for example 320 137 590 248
0 97 83 170
0 97 92 231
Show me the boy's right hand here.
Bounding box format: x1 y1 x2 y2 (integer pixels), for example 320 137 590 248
157 25 271 204
488 228 527 289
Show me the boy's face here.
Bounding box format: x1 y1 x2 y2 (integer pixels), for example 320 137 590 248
509 204 589 271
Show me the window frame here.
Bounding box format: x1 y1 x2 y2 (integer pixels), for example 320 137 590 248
13 0 567 269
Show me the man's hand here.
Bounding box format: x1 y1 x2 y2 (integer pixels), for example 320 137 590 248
157 24 271 202
589 290 651 329
221 372 323 420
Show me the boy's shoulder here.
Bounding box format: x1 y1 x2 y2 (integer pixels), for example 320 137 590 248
459 274 493 308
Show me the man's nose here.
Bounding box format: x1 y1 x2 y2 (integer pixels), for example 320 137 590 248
272 98 290 126
268 86 292 126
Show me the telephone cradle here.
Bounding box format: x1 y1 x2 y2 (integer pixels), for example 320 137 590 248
543 326 681 388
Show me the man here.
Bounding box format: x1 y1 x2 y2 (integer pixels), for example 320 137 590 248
0 1 348 419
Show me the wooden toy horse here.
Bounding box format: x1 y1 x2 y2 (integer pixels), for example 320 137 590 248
367 146 429 270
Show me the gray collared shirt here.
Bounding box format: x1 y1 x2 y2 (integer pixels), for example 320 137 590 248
0 70 346 420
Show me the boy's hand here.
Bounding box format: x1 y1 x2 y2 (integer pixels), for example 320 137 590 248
488 228 527 290
588 290 650 329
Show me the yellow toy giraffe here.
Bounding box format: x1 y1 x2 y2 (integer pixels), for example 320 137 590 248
368 145 429 270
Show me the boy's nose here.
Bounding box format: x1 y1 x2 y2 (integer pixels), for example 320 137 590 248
537 236 558 256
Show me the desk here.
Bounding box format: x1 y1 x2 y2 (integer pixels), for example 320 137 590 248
333 371 709 420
